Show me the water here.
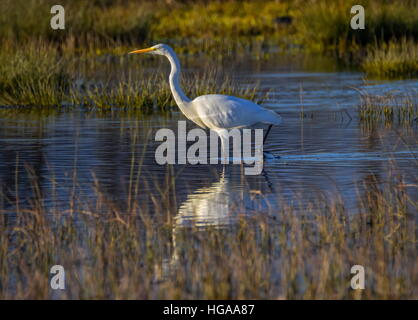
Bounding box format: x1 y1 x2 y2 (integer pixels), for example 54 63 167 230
0 54 417 227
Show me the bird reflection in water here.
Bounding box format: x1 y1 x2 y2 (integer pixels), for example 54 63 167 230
175 169 236 228
156 167 274 280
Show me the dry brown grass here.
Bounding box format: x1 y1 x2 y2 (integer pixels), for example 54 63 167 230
0 158 416 299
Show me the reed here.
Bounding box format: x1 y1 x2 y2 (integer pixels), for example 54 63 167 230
0 148 416 299
358 90 418 126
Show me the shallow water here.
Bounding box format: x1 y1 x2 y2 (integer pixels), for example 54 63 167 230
0 54 417 227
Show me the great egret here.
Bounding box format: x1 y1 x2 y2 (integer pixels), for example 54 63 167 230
129 44 282 162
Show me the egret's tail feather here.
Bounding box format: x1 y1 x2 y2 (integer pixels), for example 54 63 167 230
263 109 282 125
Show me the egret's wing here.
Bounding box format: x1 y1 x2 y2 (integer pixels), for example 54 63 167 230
192 95 265 129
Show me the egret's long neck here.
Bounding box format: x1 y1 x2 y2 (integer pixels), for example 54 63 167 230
165 49 191 109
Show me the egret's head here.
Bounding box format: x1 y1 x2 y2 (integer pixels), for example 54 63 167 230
128 43 171 56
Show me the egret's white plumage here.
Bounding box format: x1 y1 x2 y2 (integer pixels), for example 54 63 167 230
129 44 282 160
190 94 281 129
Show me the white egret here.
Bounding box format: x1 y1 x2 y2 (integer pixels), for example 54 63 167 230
129 44 282 161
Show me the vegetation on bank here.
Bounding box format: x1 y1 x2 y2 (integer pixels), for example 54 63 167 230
0 42 261 110
1 0 418 109
2 0 418 56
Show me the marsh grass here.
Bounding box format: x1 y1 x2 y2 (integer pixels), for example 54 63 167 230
296 0 418 54
70 70 262 113
0 42 263 110
358 90 418 126
0 157 416 299
1 0 418 98
0 43 70 107
362 39 418 79
1 0 418 58
0 0 290 55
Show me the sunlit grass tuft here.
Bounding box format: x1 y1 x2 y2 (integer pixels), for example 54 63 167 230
70 69 262 113
358 90 418 126
362 39 418 79
0 43 70 107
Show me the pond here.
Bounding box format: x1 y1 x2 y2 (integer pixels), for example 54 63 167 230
0 53 417 228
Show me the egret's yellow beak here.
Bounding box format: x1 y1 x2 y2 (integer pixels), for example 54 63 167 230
128 47 156 54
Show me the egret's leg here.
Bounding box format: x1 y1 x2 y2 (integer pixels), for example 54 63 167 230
217 130 229 164
263 125 273 144
221 136 229 164
262 125 279 160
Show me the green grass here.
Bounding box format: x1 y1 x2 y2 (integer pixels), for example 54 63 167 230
295 0 418 54
0 42 70 107
0 41 263 110
70 69 262 112
0 0 291 54
1 0 418 57
1 0 418 109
